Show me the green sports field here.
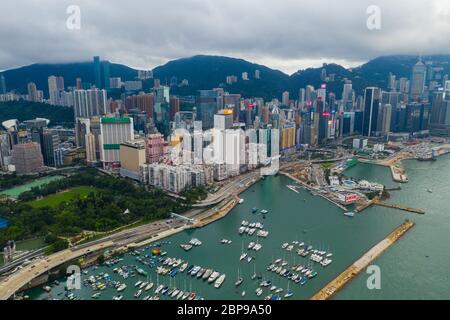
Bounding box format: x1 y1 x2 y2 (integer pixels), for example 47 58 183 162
30 186 98 208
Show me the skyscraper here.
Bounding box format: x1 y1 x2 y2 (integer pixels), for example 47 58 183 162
145 133 165 164
76 78 82 90
0 74 6 94
27 82 39 102
169 96 180 121
196 90 221 129
362 87 381 137
282 91 289 106
48 76 58 105
405 102 431 133
10 142 44 174
41 130 60 167
99 116 134 167
410 58 427 100
125 93 154 118
93 56 102 89
73 89 108 118
342 82 353 107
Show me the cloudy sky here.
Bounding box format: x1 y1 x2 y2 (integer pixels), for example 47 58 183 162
1 0 450 74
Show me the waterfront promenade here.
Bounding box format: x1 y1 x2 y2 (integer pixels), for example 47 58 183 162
310 219 415 300
0 241 115 300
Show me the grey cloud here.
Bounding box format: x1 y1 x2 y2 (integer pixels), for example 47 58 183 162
1 0 450 74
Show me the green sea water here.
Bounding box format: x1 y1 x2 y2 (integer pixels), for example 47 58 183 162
26 156 450 300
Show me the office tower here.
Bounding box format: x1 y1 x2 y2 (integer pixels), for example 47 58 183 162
391 104 408 133
298 88 305 108
410 58 427 100
73 89 108 118
261 105 270 124
0 74 6 94
379 104 392 134
317 85 326 101
328 92 336 111
196 90 221 129
316 98 329 144
213 88 224 110
145 133 165 163
47 75 64 105
342 82 353 105
59 91 73 107
93 56 102 88
109 77 122 89
76 78 82 90
169 96 180 121
399 77 409 93
305 85 314 103
23 118 48 148
138 70 153 80
102 60 110 89
281 122 296 149
41 130 59 167
75 117 90 148
223 93 241 121
405 102 431 133
388 73 396 91
255 69 260 79
99 116 134 166
119 140 146 180
362 87 381 137
10 142 44 174
214 109 234 130
382 91 401 108
342 112 355 136
27 82 39 102
125 93 154 117
48 76 59 105
151 86 170 136
154 86 170 104
282 91 290 106
85 132 97 163
430 91 445 125
245 103 254 127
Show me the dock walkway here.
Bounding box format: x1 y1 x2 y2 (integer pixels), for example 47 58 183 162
310 220 415 300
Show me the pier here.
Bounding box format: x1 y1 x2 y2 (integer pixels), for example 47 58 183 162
310 219 415 300
373 201 425 214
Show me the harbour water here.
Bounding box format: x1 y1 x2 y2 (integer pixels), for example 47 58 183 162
26 156 450 300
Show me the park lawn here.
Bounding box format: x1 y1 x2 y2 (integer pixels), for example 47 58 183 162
30 186 98 208
320 162 336 169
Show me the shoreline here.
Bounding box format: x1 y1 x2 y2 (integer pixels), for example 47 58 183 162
279 171 349 212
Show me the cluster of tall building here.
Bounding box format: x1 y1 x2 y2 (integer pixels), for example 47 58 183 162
0 118 74 174
4 55 450 190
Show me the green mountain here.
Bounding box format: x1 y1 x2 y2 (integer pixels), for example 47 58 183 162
2 54 450 101
153 55 290 99
1 62 138 96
